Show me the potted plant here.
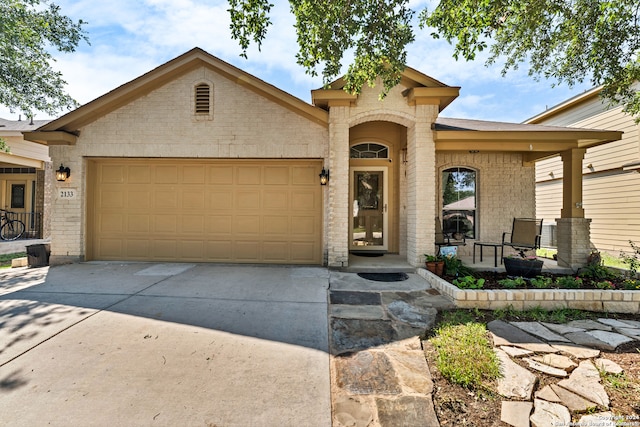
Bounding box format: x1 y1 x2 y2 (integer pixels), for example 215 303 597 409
503 250 543 278
425 254 445 276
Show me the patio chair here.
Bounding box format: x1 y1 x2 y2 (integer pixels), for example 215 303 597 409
501 218 543 260
435 217 466 255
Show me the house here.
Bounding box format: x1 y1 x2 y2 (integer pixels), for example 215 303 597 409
528 86 640 259
0 117 51 239
24 48 621 268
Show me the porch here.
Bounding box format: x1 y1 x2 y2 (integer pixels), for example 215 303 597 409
344 252 573 275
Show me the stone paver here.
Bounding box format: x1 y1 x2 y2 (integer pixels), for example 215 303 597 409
500 401 532 427
530 354 577 372
530 399 571 427
329 275 640 427
488 320 558 353
586 330 634 349
510 321 571 342
578 412 617 427
551 343 600 359
495 348 538 399
557 360 610 407
594 358 624 375
523 358 569 377
549 384 597 412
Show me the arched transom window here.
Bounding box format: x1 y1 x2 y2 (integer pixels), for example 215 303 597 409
350 143 389 159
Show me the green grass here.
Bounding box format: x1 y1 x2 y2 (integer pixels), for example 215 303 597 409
429 322 501 389
0 252 27 269
537 248 630 270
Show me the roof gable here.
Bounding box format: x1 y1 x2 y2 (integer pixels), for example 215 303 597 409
37 48 328 135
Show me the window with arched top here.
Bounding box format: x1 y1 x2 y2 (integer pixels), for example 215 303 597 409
194 83 211 114
442 167 477 239
350 143 389 159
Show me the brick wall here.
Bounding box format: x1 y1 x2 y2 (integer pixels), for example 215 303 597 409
436 152 536 256
49 66 329 263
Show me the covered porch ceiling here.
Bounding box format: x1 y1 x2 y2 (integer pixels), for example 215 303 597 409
434 117 622 162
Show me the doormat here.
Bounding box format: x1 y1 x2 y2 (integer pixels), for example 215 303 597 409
357 272 409 282
351 252 384 257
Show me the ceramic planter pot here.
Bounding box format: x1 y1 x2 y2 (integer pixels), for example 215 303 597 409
426 261 445 277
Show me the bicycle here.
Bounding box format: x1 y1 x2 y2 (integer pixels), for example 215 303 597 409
0 209 25 240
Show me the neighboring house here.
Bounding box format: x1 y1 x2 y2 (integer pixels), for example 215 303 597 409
528 87 640 260
0 117 51 239
25 48 620 268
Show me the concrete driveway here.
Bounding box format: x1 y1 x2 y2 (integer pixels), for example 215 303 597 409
0 263 331 426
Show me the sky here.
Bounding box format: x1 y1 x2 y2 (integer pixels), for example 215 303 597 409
2 0 595 124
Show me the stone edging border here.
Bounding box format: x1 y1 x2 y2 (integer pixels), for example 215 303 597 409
418 268 640 314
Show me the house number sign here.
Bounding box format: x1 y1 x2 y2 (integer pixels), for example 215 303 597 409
58 188 77 199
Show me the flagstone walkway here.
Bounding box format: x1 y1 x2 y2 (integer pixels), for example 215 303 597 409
328 274 640 427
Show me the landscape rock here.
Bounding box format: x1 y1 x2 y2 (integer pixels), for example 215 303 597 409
617 327 640 340
531 354 577 372
523 358 569 377
500 401 533 427
564 331 616 351
331 304 386 320
550 384 598 413
333 395 375 427
596 318 635 329
331 318 396 354
557 360 609 407
335 351 402 395
385 300 437 329
594 358 624 375
386 349 434 394
529 399 571 427
541 322 586 335
551 343 600 359
510 321 571 342
578 412 617 427
494 348 538 400
619 319 640 328
330 291 381 306
566 319 613 331
376 396 439 427
500 346 534 358
488 320 558 353
535 385 561 403
586 330 634 350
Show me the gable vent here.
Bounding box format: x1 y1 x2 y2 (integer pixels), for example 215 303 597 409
195 83 210 114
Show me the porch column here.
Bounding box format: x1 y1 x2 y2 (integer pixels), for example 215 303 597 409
556 148 591 269
327 106 350 267
407 105 438 267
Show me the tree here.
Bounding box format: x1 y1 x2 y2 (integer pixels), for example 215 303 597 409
0 0 87 116
228 0 640 118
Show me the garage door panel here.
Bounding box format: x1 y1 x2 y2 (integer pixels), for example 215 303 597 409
90 159 322 264
264 191 288 210
183 165 206 184
128 214 150 232
208 166 234 184
128 166 151 183
234 215 260 234
264 167 289 185
264 216 289 234
236 191 260 209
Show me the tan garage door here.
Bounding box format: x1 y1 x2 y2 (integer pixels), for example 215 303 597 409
87 159 323 264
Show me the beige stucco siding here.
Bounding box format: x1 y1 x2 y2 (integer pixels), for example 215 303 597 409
49 66 329 263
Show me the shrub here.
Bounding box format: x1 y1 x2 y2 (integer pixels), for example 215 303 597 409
430 322 501 389
620 240 640 278
595 280 616 290
453 275 485 289
579 263 619 281
530 276 553 289
555 276 583 289
498 277 526 289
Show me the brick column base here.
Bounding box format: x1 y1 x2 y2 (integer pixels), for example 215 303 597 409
555 218 592 270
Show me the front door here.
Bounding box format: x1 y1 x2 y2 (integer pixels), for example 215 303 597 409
350 167 388 251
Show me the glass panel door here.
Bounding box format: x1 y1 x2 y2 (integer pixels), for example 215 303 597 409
350 167 388 250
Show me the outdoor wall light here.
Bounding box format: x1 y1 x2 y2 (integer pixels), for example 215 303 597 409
56 164 71 182
319 167 330 185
